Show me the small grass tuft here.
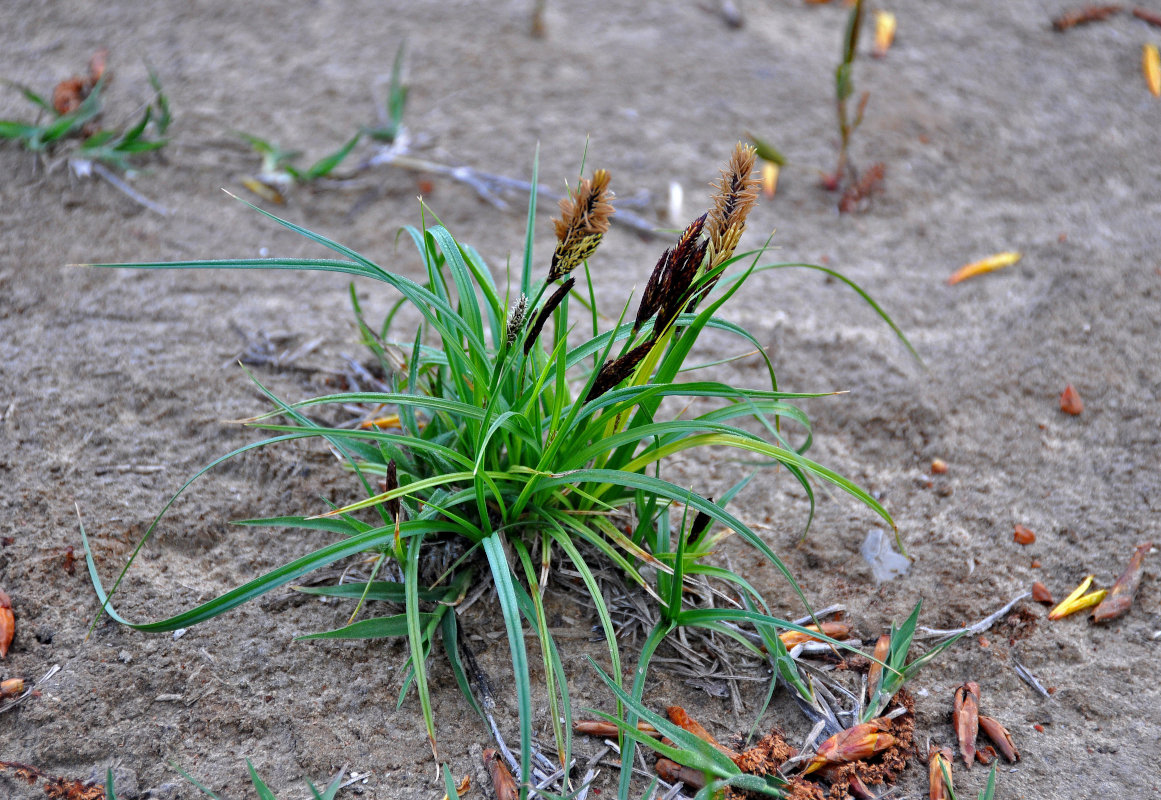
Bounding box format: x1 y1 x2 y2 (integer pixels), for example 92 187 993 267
81 143 913 798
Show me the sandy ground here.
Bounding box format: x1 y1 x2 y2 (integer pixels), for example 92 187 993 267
2 1 1160 798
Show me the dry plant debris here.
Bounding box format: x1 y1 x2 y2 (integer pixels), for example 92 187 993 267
930 458 948 474
946 251 1021 285
1092 541 1153 622
51 49 108 116
482 748 518 800
1059 383 1084 414
952 682 980 767
1134 7 1161 26
1052 5 1123 30
0 762 103 800
927 745 954 800
977 715 1020 762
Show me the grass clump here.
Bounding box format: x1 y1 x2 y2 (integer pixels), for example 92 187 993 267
82 142 910 797
1 55 169 173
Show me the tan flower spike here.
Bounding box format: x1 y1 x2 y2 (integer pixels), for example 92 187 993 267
550 169 615 282
705 142 760 270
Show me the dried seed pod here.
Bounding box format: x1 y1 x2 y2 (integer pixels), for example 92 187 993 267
779 621 852 649
0 677 23 698
1031 581 1055 604
866 633 891 700
928 745 954 800
1060 384 1084 415
1092 542 1153 622
952 682 980 768
1013 524 1036 545
802 719 896 774
0 590 13 659
483 748 519 800
975 744 997 765
1144 43 1161 97
978 715 1020 762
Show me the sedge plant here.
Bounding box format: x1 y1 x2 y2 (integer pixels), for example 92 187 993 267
82 143 912 798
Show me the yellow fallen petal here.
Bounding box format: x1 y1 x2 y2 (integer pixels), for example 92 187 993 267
240 176 285 204
1049 589 1108 620
762 161 780 198
874 11 897 57
947 251 1021 285
1048 575 1106 619
1144 44 1161 98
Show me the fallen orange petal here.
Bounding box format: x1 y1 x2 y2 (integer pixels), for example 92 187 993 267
947 251 1021 285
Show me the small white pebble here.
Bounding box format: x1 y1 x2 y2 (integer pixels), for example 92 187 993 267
259 246 269 257
173 628 188 640
667 181 684 227
118 649 132 663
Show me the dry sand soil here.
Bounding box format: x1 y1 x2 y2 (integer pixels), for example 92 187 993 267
2 2 1160 799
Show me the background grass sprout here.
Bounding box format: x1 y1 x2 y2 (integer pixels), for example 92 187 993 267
82 143 912 798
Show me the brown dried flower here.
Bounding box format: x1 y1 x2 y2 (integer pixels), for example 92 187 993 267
550 169 614 282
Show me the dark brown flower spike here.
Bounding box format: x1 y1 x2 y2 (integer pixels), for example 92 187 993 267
384 459 401 522
705 142 760 270
631 247 672 338
655 213 709 331
550 169 614 282
523 278 575 355
585 339 654 402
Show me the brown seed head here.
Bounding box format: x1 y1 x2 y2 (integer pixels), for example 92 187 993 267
1 677 23 698
550 169 614 281
632 247 672 338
